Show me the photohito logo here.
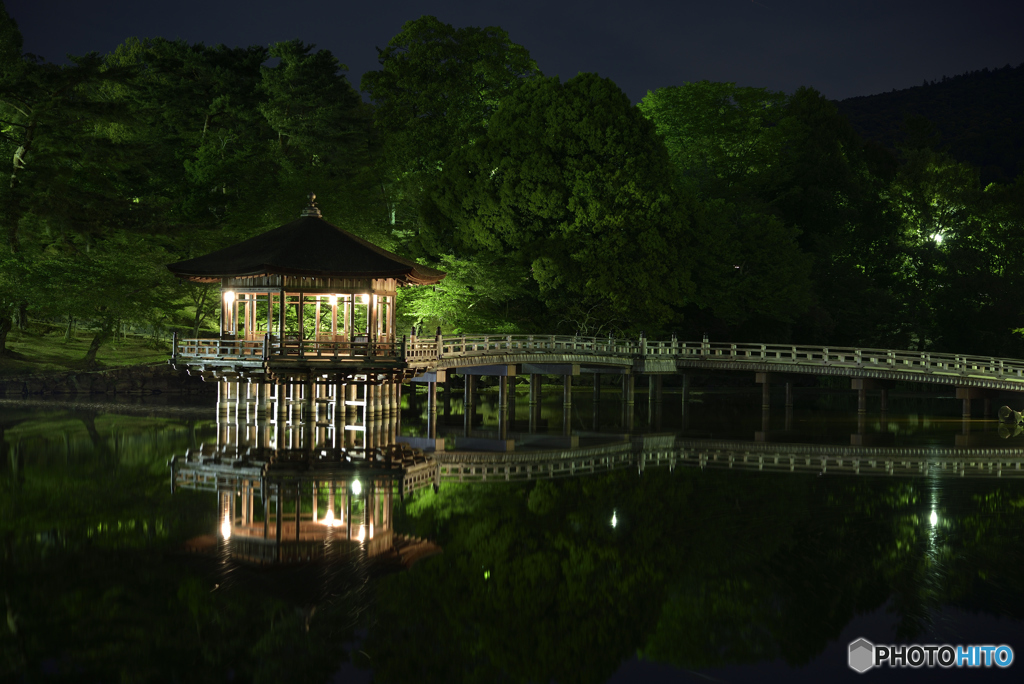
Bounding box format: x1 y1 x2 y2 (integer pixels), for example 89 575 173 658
848 638 1014 672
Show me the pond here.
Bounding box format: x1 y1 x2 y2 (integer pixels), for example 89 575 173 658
3 381 1024 683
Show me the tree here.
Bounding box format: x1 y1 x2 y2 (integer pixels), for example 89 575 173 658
361 16 540 261
426 73 695 334
24 233 171 366
361 15 539 177
1 5 147 353
639 82 813 335
637 81 788 201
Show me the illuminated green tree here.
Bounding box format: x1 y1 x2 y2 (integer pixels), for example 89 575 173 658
361 15 539 177
425 73 695 333
361 16 541 264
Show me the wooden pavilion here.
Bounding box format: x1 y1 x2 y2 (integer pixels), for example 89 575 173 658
167 194 445 379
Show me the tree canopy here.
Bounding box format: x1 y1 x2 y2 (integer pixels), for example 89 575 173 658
2 5 1024 362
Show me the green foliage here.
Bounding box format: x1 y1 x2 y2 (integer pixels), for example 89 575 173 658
1 9 1023 359
637 81 788 200
427 73 695 333
361 15 540 177
639 82 813 332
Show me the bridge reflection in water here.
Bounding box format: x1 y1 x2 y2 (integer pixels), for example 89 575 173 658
171 378 1024 567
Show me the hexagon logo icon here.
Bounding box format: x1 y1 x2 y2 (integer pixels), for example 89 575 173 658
849 638 875 673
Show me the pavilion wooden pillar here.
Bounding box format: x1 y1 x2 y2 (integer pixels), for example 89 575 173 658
368 295 378 349
387 296 395 342
278 290 286 353
348 296 355 340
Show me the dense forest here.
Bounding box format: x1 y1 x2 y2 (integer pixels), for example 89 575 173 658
2 4 1023 365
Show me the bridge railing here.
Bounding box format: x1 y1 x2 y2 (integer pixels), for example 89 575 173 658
439 334 644 358
689 342 1024 378
434 335 1024 379
175 331 1024 381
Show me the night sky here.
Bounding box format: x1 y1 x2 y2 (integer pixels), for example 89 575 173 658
5 0 1023 103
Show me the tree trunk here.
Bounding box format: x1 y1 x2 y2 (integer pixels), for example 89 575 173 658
192 287 207 338
15 303 27 330
64 314 75 343
82 327 112 368
0 314 11 356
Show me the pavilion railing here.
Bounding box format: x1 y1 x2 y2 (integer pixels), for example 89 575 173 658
174 335 441 364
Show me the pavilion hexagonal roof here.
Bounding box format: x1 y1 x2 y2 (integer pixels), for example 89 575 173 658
167 201 445 286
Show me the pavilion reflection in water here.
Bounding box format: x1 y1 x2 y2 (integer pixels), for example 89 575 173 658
171 377 439 565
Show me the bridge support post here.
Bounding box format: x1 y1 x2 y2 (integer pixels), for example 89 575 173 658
498 376 508 410
785 382 793 409
680 373 690 408
464 375 475 412
428 381 438 415
345 382 357 421
510 377 517 417
563 405 572 437
389 386 400 445
880 388 888 413
530 374 541 405
851 379 896 414
253 380 268 420
427 394 437 440
563 375 572 408
333 382 345 448
762 379 771 410
622 374 635 431
304 375 316 424
955 387 996 419
368 381 379 421
463 376 476 436
593 373 600 403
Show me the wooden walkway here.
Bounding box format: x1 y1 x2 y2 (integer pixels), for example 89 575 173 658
431 335 1024 391
173 333 1024 392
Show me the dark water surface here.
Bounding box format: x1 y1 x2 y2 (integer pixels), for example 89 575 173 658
3 386 1024 683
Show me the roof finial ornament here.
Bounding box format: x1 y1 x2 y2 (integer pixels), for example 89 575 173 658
301 192 322 218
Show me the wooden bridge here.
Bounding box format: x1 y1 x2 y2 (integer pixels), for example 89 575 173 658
175 332 1024 393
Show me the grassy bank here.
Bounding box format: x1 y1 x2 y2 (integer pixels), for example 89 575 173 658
0 325 171 377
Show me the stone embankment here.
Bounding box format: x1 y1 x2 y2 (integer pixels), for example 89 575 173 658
0 362 211 397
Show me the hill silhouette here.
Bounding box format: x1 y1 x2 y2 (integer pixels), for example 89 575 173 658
836 63 1024 184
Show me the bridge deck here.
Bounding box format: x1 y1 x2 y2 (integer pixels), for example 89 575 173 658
172 335 1024 391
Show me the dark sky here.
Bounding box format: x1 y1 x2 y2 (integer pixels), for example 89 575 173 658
4 0 1023 103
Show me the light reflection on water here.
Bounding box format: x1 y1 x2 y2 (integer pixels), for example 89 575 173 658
4 387 1024 682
